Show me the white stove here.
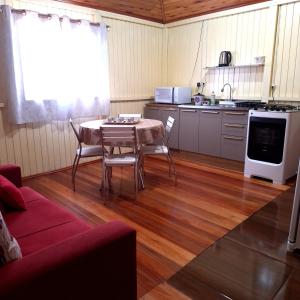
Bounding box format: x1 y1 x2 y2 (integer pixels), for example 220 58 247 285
244 107 300 184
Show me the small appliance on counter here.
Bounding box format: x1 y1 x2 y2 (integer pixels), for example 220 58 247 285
194 82 205 106
219 51 232 67
154 87 192 104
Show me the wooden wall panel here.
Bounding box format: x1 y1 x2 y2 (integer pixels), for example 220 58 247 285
163 0 268 23
166 8 269 100
55 0 163 23
104 17 164 101
55 0 267 23
273 2 300 101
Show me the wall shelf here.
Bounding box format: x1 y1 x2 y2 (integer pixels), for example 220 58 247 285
204 64 265 70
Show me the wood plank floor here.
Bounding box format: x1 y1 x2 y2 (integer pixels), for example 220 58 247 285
164 185 300 300
23 152 288 298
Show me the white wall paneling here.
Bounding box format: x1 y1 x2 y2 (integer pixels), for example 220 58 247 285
104 17 164 100
166 8 270 100
273 1 300 100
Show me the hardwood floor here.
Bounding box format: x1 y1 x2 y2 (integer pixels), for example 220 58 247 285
166 186 300 300
23 152 287 298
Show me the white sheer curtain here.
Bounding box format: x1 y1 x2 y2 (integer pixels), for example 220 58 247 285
0 6 110 124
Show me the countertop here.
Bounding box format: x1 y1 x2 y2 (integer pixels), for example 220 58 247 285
145 103 250 111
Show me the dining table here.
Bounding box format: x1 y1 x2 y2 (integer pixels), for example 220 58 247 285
79 118 165 146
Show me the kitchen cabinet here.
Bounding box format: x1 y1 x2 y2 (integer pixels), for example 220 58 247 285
221 135 246 161
221 111 248 161
145 104 249 162
198 110 222 156
144 106 161 121
179 109 199 152
144 105 179 149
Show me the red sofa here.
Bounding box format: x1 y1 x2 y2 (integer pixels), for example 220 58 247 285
0 164 137 300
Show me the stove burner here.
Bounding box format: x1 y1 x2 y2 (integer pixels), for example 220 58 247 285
254 104 299 112
235 101 266 108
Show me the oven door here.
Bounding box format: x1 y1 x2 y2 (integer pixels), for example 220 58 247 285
247 117 286 164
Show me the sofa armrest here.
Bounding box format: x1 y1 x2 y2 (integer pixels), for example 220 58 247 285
0 164 22 187
0 221 137 300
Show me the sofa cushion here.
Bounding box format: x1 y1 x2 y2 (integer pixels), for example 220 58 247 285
18 220 90 256
19 186 49 204
5 196 78 239
0 176 26 211
0 210 22 266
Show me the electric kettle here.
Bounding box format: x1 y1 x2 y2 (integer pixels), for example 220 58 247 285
219 51 232 67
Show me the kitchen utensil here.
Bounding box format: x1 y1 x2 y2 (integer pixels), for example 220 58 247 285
219 51 232 67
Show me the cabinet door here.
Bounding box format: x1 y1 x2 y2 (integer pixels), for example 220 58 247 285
198 110 222 156
161 108 179 149
144 107 162 121
179 109 199 152
221 135 246 161
222 111 248 124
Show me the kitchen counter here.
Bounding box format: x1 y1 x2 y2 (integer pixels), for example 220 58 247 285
145 102 250 111
179 104 249 111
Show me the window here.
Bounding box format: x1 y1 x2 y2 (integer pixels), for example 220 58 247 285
0 6 110 124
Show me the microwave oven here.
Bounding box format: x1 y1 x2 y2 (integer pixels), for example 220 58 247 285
154 87 192 104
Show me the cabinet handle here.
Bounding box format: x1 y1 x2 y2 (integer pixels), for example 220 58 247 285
163 108 177 111
201 111 220 114
224 112 246 116
224 123 245 128
181 110 197 112
224 136 244 141
148 108 160 110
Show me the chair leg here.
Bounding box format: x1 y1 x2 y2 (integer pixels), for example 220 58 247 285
100 160 105 192
166 153 172 177
139 168 144 190
134 164 138 198
168 151 177 184
72 155 80 191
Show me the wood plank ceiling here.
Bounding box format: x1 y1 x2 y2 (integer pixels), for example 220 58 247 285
56 0 268 23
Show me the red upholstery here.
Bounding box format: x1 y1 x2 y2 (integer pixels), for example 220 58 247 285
5 198 77 239
0 165 22 187
0 165 137 300
0 175 26 210
18 221 90 256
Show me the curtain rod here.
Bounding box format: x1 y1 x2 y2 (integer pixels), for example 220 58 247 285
10 8 110 29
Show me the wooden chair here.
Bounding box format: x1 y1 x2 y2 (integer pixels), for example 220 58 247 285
141 116 176 183
69 118 106 191
99 126 144 197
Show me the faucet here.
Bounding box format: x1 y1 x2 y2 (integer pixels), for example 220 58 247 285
221 83 232 101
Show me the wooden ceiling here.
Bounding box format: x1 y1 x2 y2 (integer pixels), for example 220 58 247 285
56 0 268 23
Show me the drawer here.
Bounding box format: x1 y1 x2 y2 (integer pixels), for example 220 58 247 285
199 110 222 119
222 121 248 137
221 135 246 162
222 111 248 124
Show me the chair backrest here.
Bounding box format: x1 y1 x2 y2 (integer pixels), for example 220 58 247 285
100 126 138 153
118 114 142 118
69 118 82 144
165 116 175 145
